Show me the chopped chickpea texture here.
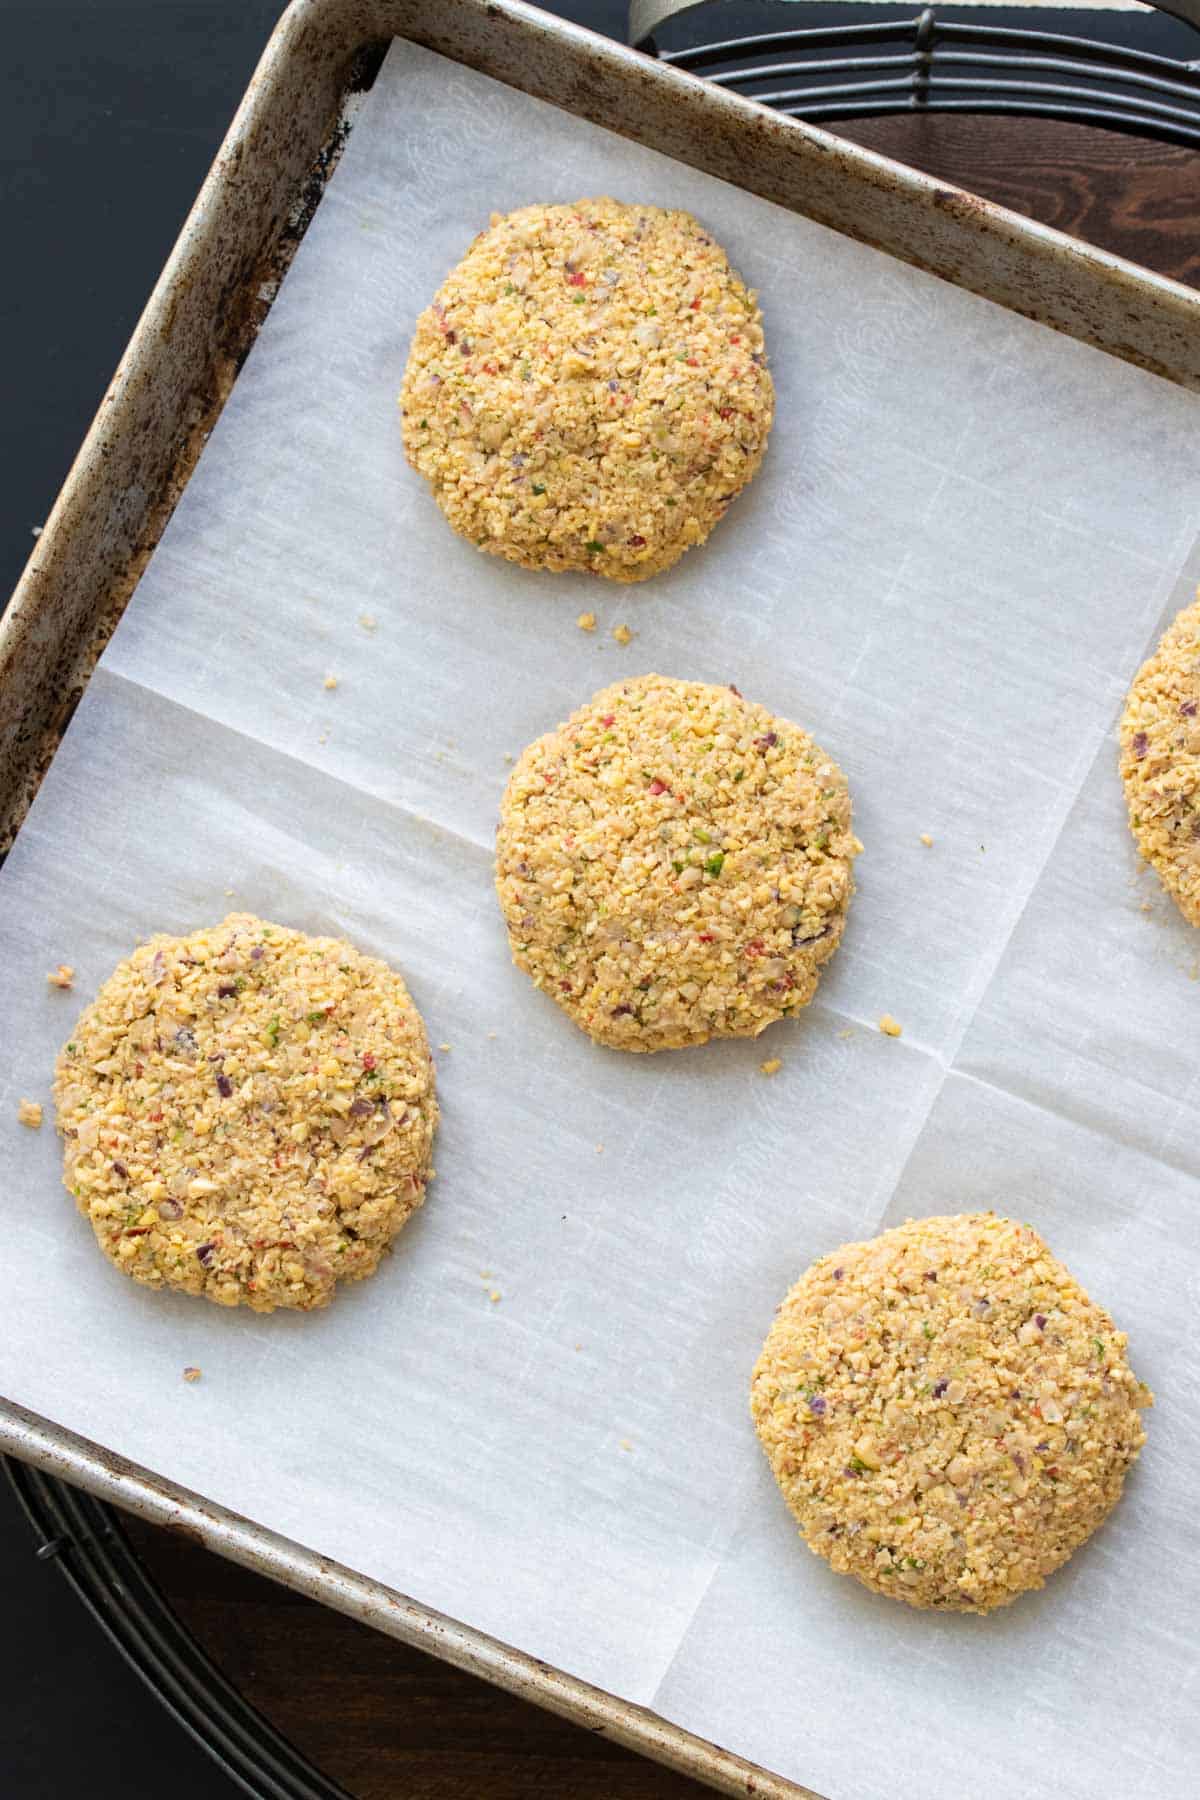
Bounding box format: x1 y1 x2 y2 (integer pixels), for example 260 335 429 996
752 1213 1150 1612
1120 591 1200 925
496 675 859 1052
53 914 437 1313
400 199 773 583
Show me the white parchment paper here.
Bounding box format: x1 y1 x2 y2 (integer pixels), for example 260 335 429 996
2 43 1199 1799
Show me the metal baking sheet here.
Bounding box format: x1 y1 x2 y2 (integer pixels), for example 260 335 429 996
3 6 1200 1798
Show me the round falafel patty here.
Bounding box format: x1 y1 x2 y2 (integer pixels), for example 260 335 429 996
54 914 438 1312
496 675 858 1051
400 198 773 581
751 1212 1151 1612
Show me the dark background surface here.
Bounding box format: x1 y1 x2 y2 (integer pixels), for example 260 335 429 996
3 3 1200 1797
0 1472 231 1798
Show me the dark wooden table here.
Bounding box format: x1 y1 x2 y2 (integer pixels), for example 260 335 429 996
106 113 1200 1800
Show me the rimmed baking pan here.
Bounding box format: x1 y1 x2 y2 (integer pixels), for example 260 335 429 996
3 5 1198 1797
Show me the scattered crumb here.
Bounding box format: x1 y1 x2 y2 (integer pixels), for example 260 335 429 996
488 1289 501 1304
503 752 514 764
612 623 633 646
46 964 74 989
878 1014 903 1038
358 613 377 632
595 1143 604 1154
438 1042 451 1053
17 1099 43 1129
182 1366 202 1384
224 887 235 898
1140 901 1154 914
838 1027 856 1040
31 525 43 539
759 1057 782 1076
619 1438 633 1452
479 1268 493 1278
574 1343 583 1352
317 730 330 745
979 844 986 854
577 611 597 632
323 674 339 690
919 833 933 848
487 1030 497 1040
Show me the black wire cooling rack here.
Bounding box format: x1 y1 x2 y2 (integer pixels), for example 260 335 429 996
4 1457 348 1800
630 1 1200 143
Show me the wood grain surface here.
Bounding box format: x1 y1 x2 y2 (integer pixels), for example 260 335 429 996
838 115 1200 287
124 1514 709 1798
122 117 1199 1800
